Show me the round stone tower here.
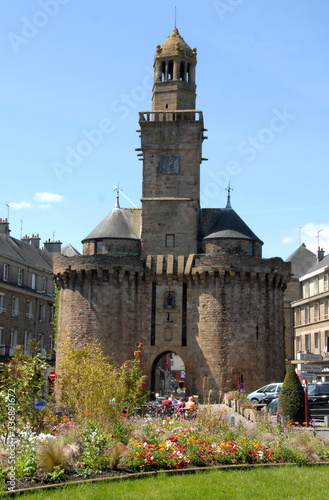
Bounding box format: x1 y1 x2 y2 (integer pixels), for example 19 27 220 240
54 29 291 402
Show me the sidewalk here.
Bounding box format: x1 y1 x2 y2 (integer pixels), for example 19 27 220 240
200 404 257 428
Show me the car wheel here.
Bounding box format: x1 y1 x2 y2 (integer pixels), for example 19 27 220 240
250 398 259 404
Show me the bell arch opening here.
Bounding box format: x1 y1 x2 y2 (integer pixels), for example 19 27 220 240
151 351 186 399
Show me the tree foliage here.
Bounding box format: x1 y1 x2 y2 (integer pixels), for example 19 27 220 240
57 335 146 429
0 345 49 436
278 365 305 423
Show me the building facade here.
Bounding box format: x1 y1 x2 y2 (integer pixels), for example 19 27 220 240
54 29 291 401
0 218 57 362
291 249 329 381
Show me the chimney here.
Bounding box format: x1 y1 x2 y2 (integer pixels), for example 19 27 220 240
21 234 41 249
43 238 62 254
30 234 41 249
0 218 10 235
318 247 325 262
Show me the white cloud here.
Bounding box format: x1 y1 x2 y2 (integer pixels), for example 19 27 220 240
300 223 329 253
37 204 51 210
34 192 64 203
281 223 329 255
9 201 33 209
282 236 294 244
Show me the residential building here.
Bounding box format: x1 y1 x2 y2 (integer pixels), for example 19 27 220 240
0 218 59 362
291 248 329 381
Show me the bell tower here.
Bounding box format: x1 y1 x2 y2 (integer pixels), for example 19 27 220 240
139 28 206 257
152 27 197 111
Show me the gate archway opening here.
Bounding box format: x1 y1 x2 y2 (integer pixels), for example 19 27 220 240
151 351 186 399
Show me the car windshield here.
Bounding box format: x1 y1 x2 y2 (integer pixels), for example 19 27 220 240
308 384 329 395
265 385 277 393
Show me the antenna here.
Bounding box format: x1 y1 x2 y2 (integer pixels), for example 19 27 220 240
20 220 23 239
316 229 323 248
5 204 9 222
299 226 303 245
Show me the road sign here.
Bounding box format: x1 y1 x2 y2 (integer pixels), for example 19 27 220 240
300 373 316 380
300 364 323 373
297 353 323 362
48 370 56 381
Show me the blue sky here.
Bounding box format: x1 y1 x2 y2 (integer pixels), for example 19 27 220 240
1 0 329 260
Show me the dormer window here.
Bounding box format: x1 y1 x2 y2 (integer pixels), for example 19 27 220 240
248 242 254 256
96 241 103 254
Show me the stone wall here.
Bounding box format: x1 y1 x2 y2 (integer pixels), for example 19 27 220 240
54 253 290 401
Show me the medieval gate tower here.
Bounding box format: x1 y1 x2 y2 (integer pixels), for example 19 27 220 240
54 29 291 401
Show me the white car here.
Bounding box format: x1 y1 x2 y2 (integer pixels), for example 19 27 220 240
247 383 283 403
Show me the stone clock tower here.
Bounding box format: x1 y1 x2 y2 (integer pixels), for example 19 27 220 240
139 28 206 257
54 28 291 402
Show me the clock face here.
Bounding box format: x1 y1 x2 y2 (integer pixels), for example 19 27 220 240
160 154 180 174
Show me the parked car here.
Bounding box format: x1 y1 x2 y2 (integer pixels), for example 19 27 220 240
247 383 283 404
267 397 279 414
307 382 329 421
264 382 329 420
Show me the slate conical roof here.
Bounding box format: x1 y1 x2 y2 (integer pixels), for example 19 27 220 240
82 199 140 243
203 196 263 244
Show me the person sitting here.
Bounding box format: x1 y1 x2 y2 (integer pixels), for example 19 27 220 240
184 396 196 418
185 396 196 410
176 398 185 416
169 394 179 405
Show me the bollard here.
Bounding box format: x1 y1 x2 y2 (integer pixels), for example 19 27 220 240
324 416 329 427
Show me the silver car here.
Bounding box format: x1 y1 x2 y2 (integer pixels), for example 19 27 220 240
247 383 283 404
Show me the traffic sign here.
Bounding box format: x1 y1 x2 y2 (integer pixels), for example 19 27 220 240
300 364 322 373
297 353 323 362
48 370 56 381
300 373 316 380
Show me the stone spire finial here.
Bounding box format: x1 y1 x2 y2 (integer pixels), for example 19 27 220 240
225 182 233 209
114 184 120 209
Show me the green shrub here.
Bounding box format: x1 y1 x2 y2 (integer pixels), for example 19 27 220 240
278 365 305 423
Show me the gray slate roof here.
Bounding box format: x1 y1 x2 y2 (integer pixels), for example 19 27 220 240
300 252 329 276
0 234 53 271
285 244 317 278
61 244 81 257
82 208 141 242
202 206 263 243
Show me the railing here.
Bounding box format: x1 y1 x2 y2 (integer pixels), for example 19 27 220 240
139 110 203 123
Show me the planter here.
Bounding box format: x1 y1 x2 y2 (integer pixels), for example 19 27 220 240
236 400 244 413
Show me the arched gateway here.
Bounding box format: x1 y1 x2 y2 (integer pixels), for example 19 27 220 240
54 28 290 402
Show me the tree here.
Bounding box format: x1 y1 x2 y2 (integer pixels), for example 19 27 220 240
278 364 305 423
0 346 49 436
57 335 146 430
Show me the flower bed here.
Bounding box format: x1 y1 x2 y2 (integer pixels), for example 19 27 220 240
1 409 329 492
